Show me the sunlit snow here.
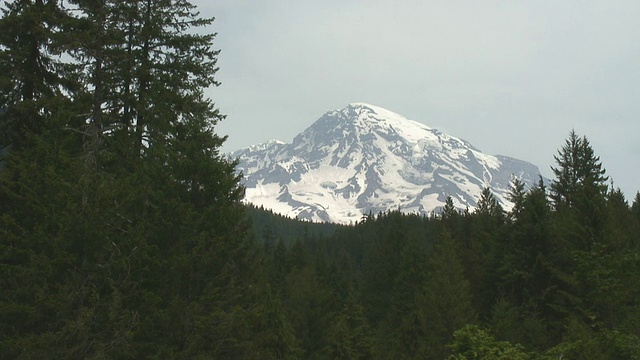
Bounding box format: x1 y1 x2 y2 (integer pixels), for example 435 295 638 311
232 103 543 223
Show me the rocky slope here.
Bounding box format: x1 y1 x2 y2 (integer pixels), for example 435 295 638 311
231 103 544 223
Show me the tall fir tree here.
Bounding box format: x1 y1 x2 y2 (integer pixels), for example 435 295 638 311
0 0 75 149
466 187 505 318
507 178 526 222
550 130 608 209
0 1 254 357
550 130 608 249
418 230 478 360
546 131 625 346
631 192 640 227
324 292 375 360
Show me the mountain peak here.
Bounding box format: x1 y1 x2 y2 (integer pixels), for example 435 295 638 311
339 102 426 128
232 104 545 223
320 103 437 145
346 102 395 114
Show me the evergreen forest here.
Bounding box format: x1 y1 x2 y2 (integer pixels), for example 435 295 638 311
1 1 640 359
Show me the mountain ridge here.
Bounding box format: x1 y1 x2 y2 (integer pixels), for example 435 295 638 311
231 103 545 223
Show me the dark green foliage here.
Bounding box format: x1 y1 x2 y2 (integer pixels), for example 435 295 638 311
0 124 146 358
1 2 638 356
247 204 341 246
249 285 303 359
448 325 531 360
418 230 478 359
551 130 608 208
544 316 640 360
376 220 430 358
0 0 74 150
632 192 640 219
544 131 615 333
0 144 8 171
507 178 527 221
325 292 374 360
551 130 608 248
241 150 635 358
489 297 550 352
0 1 259 358
496 180 555 324
282 266 336 359
466 187 506 319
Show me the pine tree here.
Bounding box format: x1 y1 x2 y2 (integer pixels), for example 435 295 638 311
441 195 459 219
489 297 548 352
379 229 429 359
497 179 553 310
550 130 608 249
476 187 505 218
360 211 406 324
507 178 526 222
604 187 633 249
447 325 531 360
550 130 608 209
324 292 374 360
0 0 74 149
0 3 98 348
467 187 505 318
632 192 640 222
282 266 335 359
418 230 477 360
545 132 628 341
0 144 8 171
0 1 252 357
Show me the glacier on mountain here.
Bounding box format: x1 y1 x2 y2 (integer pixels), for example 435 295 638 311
231 103 544 224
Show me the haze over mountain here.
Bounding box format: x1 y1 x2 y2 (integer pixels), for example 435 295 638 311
232 103 545 223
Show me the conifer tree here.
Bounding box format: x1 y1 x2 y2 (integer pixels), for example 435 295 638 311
447 325 531 360
0 144 8 171
546 132 620 338
476 187 505 218
325 292 374 360
249 285 302 360
605 187 633 248
379 230 429 358
467 187 505 317
442 195 459 219
0 0 73 149
550 130 608 249
418 230 477 359
507 178 526 222
361 211 406 324
0 1 251 357
551 130 608 209
0 2 88 350
632 192 640 221
498 179 552 311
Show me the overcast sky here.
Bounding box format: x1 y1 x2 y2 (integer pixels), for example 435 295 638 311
195 1 640 198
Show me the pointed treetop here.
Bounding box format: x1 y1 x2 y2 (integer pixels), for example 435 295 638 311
550 130 608 208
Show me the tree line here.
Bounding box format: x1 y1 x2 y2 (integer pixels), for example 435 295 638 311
255 133 640 358
2 1 640 358
0 0 264 357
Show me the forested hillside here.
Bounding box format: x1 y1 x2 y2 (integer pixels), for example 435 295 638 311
0 0 263 357
1 1 639 359
255 136 640 358
246 204 342 247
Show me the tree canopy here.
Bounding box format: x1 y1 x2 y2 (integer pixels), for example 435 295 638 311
1 2 639 358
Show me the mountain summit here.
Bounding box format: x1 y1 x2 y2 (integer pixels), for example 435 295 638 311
231 103 544 223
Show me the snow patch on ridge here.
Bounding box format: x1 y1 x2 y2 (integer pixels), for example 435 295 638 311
232 103 545 223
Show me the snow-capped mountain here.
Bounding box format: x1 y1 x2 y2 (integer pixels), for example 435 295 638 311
231 103 544 224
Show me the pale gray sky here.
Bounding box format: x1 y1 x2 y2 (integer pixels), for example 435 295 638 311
196 1 640 198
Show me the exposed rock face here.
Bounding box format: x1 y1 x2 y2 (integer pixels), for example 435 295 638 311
231 103 544 224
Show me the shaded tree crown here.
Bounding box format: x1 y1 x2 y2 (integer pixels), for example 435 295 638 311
550 130 607 208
